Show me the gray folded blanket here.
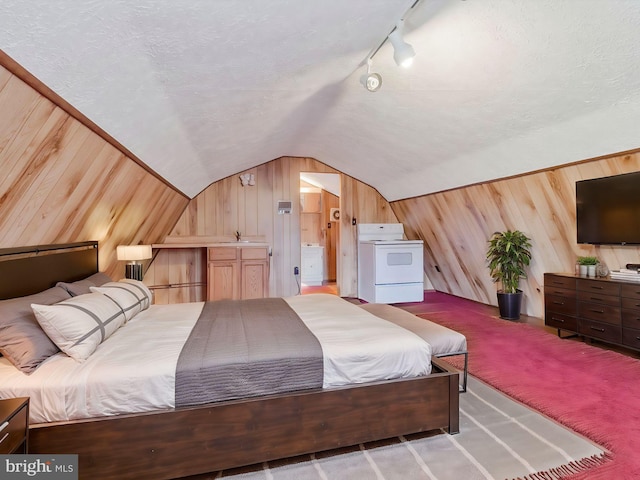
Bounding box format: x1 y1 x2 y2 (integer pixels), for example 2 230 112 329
175 298 324 407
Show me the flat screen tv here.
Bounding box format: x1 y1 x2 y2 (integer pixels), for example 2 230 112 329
576 171 640 245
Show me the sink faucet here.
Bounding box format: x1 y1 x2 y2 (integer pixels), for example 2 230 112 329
235 230 241 242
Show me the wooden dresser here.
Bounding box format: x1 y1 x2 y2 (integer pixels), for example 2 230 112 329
544 273 640 351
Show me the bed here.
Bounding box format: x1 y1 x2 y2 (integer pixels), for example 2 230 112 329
0 242 459 480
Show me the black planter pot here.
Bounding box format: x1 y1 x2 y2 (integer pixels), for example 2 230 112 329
497 290 523 320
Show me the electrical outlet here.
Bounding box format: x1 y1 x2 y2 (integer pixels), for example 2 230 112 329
294 266 299 275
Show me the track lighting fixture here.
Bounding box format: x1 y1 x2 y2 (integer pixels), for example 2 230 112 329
360 0 420 90
388 20 415 68
364 58 382 92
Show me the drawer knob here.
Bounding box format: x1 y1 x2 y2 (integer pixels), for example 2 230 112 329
590 309 605 314
552 317 565 323
553 301 564 306
590 286 604 290
590 326 606 333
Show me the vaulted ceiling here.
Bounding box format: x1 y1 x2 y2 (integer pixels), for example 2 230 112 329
2 1 640 201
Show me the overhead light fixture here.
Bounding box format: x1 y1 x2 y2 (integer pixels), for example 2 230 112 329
361 0 420 79
388 20 415 68
364 58 382 92
116 245 152 281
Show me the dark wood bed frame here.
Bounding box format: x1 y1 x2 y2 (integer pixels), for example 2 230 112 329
1 242 460 480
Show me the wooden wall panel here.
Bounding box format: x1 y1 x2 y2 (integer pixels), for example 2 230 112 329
392 152 640 319
166 157 398 298
0 62 189 280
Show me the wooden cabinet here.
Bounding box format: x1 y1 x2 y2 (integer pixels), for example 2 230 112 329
544 273 640 351
0 398 29 454
208 246 269 301
300 192 321 213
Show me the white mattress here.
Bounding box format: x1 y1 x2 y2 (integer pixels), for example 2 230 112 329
0 294 431 424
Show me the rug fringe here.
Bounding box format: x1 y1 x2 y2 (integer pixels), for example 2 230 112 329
510 452 612 480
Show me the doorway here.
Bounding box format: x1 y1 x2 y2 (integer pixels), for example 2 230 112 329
299 173 340 295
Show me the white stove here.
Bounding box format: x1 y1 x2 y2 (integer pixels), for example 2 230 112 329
357 224 424 304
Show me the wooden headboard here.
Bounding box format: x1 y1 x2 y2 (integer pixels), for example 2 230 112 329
0 242 99 300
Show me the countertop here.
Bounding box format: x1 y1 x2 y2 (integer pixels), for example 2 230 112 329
153 242 270 248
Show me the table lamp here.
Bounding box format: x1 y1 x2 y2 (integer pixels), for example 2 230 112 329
116 245 152 281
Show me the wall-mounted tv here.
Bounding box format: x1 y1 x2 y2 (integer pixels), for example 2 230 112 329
576 171 640 245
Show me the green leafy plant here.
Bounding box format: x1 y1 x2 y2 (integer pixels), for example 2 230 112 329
577 256 599 265
486 230 532 294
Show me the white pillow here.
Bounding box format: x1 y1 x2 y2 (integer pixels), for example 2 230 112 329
31 293 126 361
91 279 152 321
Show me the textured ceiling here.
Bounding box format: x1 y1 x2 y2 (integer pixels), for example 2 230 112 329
2 1 640 200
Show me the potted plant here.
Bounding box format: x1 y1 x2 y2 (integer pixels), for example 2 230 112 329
486 230 532 320
577 256 599 277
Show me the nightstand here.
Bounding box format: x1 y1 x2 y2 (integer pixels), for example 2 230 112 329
0 397 29 454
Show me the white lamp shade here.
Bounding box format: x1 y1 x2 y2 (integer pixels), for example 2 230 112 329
117 245 152 262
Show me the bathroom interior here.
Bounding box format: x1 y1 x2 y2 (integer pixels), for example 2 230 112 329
299 173 340 294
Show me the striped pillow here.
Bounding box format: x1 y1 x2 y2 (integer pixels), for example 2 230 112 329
90 279 152 321
31 293 126 361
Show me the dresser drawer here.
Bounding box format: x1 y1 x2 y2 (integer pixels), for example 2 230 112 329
544 285 576 299
577 289 620 307
622 308 640 329
0 401 28 454
578 319 622 344
578 301 621 325
544 274 576 290
621 296 640 313
240 247 268 260
545 312 577 331
577 279 620 296
545 294 576 316
621 283 640 301
623 328 640 349
208 247 238 261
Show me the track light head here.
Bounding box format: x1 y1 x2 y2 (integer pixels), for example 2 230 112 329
388 21 415 68
362 58 383 92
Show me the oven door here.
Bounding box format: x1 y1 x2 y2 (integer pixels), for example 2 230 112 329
373 243 423 284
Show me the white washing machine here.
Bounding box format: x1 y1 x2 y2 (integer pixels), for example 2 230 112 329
357 224 424 304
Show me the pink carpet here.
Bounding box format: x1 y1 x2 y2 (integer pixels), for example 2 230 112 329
413 293 640 479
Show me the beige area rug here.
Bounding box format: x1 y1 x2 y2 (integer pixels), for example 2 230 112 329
197 376 607 480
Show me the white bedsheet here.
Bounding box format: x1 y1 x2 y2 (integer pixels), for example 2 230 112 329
284 295 432 387
0 295 432 423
